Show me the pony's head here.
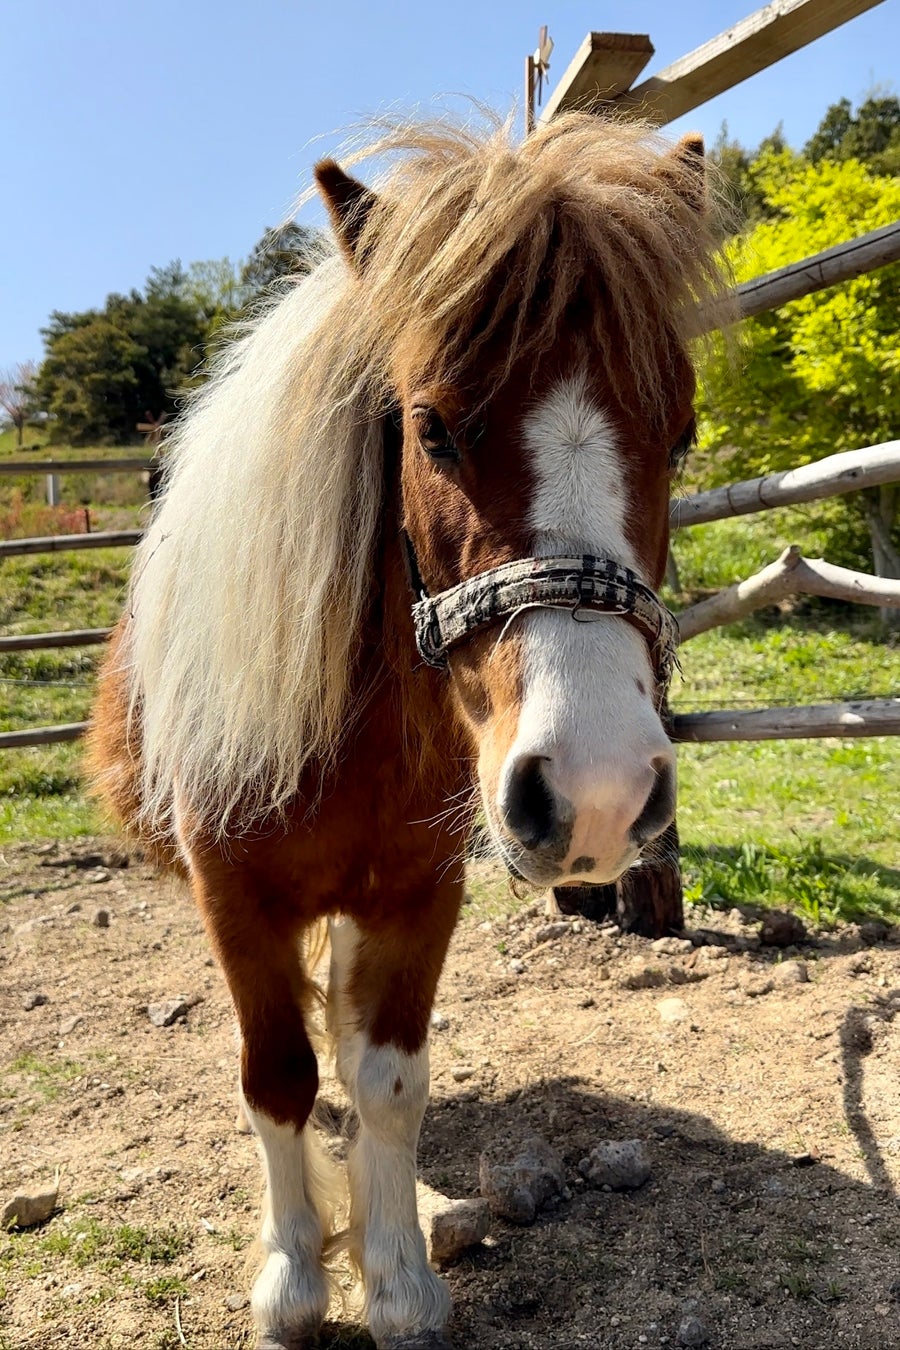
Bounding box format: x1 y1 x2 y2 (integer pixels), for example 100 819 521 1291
315 115 726 888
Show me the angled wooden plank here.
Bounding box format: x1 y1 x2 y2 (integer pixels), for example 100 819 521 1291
733 219 900 321
671 442 900 529
540 32 654 122
614 0 888 126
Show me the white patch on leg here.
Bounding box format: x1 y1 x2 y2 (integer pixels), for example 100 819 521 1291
347 1037 450 1341
244 1101 330 1339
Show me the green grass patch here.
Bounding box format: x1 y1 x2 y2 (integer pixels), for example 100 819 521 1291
8 1053 84 1102
143 1274 188 1305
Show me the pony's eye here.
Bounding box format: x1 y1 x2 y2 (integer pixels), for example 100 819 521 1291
669 417 697 469
412 407 459 462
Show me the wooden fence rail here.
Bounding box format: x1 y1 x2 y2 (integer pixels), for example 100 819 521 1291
0 458 153 475
0 530 143 558
672 697 900 743
672 441 900 528
0 628 111 653
732 219 900 321
5 697 899 752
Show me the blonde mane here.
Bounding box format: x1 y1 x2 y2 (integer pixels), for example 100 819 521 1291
126 112 728 832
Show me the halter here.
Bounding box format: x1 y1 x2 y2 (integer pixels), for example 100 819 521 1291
403 534 679 697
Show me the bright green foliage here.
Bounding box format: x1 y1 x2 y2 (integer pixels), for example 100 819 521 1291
696 153 900 567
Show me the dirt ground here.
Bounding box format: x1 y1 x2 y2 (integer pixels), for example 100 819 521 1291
2 838 900 1350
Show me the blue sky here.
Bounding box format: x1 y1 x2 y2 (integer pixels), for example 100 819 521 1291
2 0 897 370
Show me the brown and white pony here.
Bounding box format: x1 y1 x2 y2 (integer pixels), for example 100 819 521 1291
89 114 725 1350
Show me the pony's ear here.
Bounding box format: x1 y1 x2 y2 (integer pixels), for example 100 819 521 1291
667 132 706 213
314 159 378 267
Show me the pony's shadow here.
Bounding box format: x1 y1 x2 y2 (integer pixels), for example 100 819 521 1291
316 989 900 1349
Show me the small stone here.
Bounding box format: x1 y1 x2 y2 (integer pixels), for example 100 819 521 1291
711 1178 727 1195
743 978 774 998
225 1293 248 1311
652 1121 676 1139
578 996 596 1009
479 1136 566 1224
92 909 110 928
763 1175 787 1197
657 996 690 1024
790 1152 818 1168
676 1315 709 1347
59 1015 83 1036
2 1176 59 1229
147 995 196 1027
86 869 110 884
430 1010 450 1031
451 1066 476 1082
578 1139 651 1191
509 959 525 975
696 944 729 962
532 921 572 944
428 1197 490 1263
22 991 49 1011
66 902 82 915
759 911 807 948
771 960 809 987
651 936 694 956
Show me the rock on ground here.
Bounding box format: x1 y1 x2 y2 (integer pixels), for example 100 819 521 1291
417 1184 490 1263
479 1136 566 1224
2 1176 59 1229
578 1139 651 1191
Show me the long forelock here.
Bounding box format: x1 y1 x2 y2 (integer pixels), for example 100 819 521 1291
351 112 731 411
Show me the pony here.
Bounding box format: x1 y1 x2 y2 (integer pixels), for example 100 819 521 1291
88 112 726 1350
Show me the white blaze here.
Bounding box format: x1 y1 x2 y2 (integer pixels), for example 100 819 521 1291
499 374 673 878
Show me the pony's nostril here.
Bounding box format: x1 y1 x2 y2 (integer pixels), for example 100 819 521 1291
502 754 558 851
631 757 676 845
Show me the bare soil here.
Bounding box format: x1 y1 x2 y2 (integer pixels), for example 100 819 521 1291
2 839 900 1350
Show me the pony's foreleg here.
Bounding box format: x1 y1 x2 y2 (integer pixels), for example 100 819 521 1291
192 867 329 1350
329 884 462 1350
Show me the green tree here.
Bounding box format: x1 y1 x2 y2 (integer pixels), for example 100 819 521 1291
698 152 900 591
36 267 209 444
805 95 900 176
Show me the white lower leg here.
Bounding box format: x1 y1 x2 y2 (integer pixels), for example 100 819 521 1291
348 1037 450 1343
244 1100 330 1338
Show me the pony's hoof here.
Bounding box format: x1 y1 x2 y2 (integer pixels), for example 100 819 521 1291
256 1331 319 1350
378 1335 453 1350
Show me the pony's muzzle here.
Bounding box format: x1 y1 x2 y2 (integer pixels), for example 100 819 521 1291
498 744 676 881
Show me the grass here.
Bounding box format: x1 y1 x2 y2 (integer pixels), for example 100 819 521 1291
0 443 897 924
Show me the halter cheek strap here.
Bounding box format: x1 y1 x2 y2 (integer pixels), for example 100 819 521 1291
403 533 680 696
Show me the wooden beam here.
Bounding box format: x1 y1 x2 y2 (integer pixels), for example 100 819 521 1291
0 722 88 750
540 32 654 121
733 220 900 321
672 698 900 743
0 458 153 475
0 530 142 557
676 546 900 642
0 628 111 653
615 0 889 127
672 441 900 529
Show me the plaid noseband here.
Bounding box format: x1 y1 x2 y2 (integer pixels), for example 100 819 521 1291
405 539 679 697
